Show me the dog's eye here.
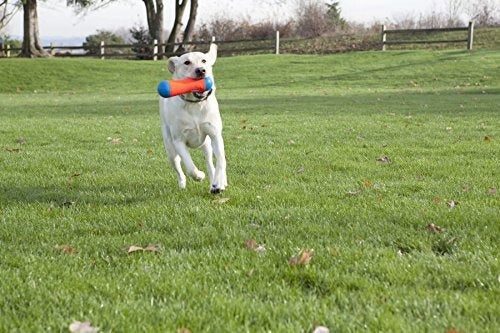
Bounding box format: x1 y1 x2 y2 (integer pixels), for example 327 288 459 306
184 60 191 65
201 59 207 64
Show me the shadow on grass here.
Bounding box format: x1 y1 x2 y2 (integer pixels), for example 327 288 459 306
0 184 151 206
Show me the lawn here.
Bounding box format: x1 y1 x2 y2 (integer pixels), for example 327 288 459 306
0 49 499 332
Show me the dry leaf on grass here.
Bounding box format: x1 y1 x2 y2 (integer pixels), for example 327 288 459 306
61 201 75 207
127 245 144 253
212 197 230 205
426 223 445 233
446 200 458 209
347 189 362 196
376 156 391 163
433 197 441 204
487 188 496 195
177 329 191 333
484 136 491 142
244 239 266 252
111 138 122 144
363 179 372 188
144 244 160 252
146 149 153 155
313 326 330 333
16 138 26 144
55 244 77 254
289 249 313 266
296 166 305 174
69 321 99 333
126 244 160 254
5 147 21 152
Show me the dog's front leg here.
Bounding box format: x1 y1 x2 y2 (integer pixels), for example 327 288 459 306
210 134 227 194
173 140 205 182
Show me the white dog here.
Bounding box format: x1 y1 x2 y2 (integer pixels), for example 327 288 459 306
159 44 227 194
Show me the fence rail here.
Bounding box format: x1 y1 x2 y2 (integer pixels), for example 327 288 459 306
0 32 282 60
381 21 474 50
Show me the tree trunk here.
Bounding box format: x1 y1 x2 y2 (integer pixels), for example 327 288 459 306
142 0 164 58
20 0 47 57
177 0 198 53
165 0 188 54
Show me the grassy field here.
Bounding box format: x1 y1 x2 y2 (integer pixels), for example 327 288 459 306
0 49 499 332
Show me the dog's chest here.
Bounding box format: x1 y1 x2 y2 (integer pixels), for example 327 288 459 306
182 122 209 148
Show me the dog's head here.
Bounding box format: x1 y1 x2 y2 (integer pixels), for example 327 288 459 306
167 44 217 100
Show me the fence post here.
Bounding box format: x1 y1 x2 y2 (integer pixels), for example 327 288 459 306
50 42 55 56
381 24 386 51
275 30 280 55
6 44 10 58
100 41 105 60
467 21 474 50
153 39 158 61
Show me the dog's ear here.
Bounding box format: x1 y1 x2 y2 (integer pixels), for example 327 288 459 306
206 43 217 65
167 56 178 74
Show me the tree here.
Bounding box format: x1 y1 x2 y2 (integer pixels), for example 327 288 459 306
326 1 347 30
129 25 152 59
467 0 499 26
142 0 164 56
20 0 48 57
83 29 124 54
1 0 19 34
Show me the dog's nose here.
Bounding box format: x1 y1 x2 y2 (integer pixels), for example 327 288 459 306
195 67 206 78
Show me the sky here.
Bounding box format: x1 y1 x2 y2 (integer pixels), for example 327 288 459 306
4 0 451 42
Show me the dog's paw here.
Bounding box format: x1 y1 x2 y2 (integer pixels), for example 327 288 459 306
178 177 187 189
190 169 205 182
210 184 225 194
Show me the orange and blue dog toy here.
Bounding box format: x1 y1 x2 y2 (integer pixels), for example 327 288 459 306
157 77 214 98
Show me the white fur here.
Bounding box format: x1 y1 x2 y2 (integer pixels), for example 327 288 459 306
159 44 227 193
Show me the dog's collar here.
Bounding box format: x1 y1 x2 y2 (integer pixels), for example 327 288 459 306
180 89 213 103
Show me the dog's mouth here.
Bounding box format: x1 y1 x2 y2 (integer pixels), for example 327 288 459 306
192 91 207 99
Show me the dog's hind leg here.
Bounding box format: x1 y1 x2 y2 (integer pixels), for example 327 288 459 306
161 125 187 189
201 136 215 185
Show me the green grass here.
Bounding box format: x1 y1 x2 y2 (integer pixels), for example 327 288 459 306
0 49 499 332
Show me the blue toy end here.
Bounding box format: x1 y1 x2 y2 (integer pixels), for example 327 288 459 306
204 77 214 91
157 80 171 98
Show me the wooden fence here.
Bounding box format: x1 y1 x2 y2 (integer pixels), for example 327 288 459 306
381 21 474 50
0 32 281 60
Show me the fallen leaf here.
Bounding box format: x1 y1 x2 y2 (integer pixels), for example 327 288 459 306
363 179 372 188
487 188 496 195
241 119 247 123
5 147 21 152
484 136 491 142
296 166 305 174
69 321 99 333
61 201 75 207
313 326 330 333
242 125 247 130
446 200 458 209
147 149 153 155
212 197 230 205
289 249 313 266
55 244 77 254
144 244 160 252
426 223 445 233
245 239 266 252
126 245 144 253
376 156 391 163
177 329 191 333
71 173 82 178
347 189 362 196
16 138 26 144
288 139 296 145
433 197 441 204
